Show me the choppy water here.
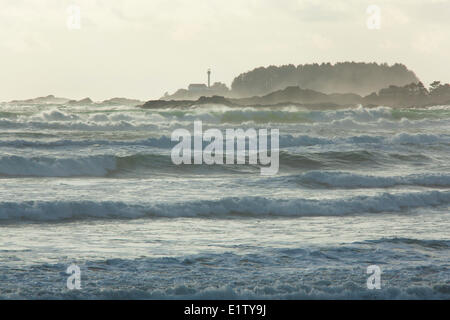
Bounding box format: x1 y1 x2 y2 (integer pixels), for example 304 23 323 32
0 103 449 299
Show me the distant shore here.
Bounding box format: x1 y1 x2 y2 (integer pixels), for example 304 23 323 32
140 83 450 110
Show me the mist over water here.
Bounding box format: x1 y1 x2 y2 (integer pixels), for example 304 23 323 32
0 103 449 299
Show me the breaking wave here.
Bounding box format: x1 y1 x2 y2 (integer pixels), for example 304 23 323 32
281 171 450 188
1 106 450 130
0 147 439 178
1 190 448 221
0 132 447 151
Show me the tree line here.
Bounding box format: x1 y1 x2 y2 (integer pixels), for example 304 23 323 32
230 62 419 97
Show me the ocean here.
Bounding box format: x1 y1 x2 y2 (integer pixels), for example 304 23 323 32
0 103 449 299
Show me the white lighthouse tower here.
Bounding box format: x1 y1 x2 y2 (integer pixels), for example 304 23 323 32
207 68 211 88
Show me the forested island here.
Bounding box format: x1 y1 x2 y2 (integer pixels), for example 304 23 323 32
230 62 419 97
162 62 419 100
148 61 449 108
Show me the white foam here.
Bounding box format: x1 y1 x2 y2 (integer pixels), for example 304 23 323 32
33 109 79 121
2 105 449 132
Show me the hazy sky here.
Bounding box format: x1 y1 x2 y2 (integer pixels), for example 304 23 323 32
1 0 449 101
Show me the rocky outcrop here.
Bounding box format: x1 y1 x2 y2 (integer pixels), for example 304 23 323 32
141 95 237 109
101 97 143 106
9 95 71 105
67 97 93 105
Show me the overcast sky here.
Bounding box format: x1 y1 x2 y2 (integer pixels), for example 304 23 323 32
1 0 449 101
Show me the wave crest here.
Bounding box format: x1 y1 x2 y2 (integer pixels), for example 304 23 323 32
1 190 448 221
